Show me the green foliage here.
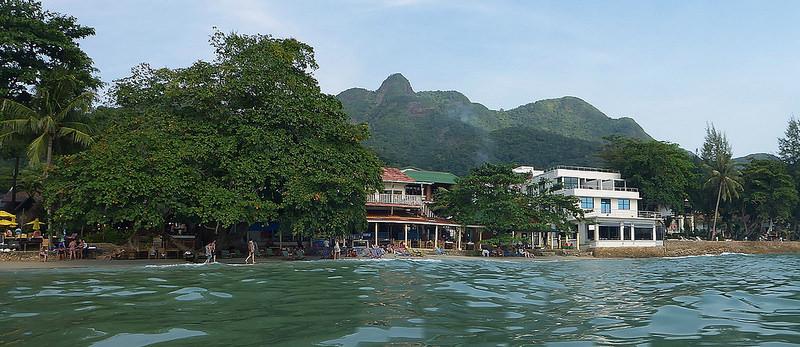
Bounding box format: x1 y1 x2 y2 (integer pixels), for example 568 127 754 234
700 124 743 239
778 117 800 167
336 74 653 175
0 0 100 102
434 164 582 235
44 32 382 236
741 160 798 226
600 136 696 211
0 70 95 167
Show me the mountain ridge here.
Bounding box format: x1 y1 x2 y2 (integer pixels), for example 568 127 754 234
336 73 652 175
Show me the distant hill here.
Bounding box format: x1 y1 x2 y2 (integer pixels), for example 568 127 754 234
733 153 780 165
337 73 652 175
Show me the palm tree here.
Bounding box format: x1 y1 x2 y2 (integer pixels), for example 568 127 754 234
704 156 743 241
0 74 94 170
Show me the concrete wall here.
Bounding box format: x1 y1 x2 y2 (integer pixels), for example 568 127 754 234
593 240 800 258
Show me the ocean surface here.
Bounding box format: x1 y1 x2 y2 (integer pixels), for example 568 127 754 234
1 254 799 346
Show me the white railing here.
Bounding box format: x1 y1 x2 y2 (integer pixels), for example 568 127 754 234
366 193 423 206
638 211 661 219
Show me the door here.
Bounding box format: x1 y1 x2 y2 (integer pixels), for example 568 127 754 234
601 199 611 214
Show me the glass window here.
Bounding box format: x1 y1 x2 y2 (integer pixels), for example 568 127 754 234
601 199 611 214
618 199 631 210
563 177 579 189
580 197 594 210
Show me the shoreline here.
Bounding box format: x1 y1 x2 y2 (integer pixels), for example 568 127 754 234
2 240 799 271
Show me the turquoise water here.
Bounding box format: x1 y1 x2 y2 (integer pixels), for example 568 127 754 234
1 254 799 346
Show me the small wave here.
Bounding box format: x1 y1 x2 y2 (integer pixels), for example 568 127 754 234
664 252 750 259
144 263 207 269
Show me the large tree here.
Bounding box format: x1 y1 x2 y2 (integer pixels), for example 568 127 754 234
45 32 382 236
778 117 800 168
600 136 696 212
741 159 798 239
700 124 742 240
0 0 100 102
434 163 582 238
777 117 800 235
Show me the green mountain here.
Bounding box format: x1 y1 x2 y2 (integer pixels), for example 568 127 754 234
732 153 780 165
337 73 652 175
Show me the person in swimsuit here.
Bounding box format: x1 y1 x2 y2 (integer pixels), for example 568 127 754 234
333 239 341 260
245 240 255 264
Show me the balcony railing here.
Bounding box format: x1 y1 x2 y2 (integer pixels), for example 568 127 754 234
366 193 423 206
567 184 639 192
547 165 620 174
638 211 662 219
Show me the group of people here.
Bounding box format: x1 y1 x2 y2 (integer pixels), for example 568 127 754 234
39 238 89 262
480 245 533 258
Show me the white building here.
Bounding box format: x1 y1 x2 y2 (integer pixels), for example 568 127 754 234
522 165 663 249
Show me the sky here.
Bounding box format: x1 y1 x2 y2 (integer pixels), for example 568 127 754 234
41 0 800 156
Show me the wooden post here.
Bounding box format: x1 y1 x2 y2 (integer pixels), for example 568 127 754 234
374 222 378 246
457 227 462 250
576 224 581 251
652 224 657 241
434 225 439 248
404 224 408 246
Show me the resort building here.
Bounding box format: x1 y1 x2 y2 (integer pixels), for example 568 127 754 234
520 165 664 249
364 168 482 250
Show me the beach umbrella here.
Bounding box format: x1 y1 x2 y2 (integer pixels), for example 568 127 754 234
0 211 16 220
0 220 17 227
25 219 45 231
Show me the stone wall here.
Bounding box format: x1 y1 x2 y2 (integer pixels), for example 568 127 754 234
0 251 39 262
593 240 800 258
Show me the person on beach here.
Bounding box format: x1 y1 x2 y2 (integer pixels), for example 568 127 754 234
68 239 77 260
204 241 216 264
333 239 341 260
245 240 256 264
39 243 48 262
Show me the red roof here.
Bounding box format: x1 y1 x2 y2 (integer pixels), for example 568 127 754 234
382 167 415 183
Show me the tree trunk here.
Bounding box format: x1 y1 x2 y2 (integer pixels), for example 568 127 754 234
46 136 53 168
10 155 19 206
711 183 723 241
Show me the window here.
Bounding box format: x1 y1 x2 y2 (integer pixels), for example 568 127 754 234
601 199 611 214
563 177 579 189
580 197 594 210
618 199 631 210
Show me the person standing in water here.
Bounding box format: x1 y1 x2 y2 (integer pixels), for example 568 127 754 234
204 241 215 264
245 240 256 264
333 239 341 260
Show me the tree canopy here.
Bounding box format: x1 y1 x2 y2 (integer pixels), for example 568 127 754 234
44 32 382 236
434 163 582 235
600 136 695 211
0 0 100 102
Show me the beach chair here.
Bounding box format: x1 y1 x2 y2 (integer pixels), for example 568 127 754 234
435 247 445 255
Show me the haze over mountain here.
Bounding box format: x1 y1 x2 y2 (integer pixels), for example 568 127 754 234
337 73 652 175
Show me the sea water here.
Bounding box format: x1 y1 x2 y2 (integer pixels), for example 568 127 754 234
1 254 799 346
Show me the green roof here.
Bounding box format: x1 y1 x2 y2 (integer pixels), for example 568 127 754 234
401 168 458 185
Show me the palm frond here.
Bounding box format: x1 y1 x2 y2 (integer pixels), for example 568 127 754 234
53 92 93 122
58 126 94 147
26 133 48 166
0 99 38 121
61 121 94 136
0 118 34 135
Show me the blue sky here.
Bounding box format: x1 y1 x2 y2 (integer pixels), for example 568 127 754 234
42 0 800 157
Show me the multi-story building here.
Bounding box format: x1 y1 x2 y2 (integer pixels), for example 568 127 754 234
518 165 663 249
364 167 481 249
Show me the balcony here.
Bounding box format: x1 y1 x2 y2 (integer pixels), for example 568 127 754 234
579 210 662 219
637 210 662 219
366 193 423 207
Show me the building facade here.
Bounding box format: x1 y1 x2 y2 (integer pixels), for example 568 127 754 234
521 165 663 249
364 168 482 250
